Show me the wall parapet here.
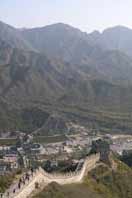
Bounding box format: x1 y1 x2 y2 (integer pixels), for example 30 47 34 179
3 153 100 198
40 153 100 181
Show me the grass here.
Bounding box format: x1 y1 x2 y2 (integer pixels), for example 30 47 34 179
0 138 17 146
33 182 102 198
33 135 68 144
34 158 132 198
0 170 23 193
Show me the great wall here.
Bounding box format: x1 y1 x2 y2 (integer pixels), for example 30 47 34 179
3 153 100 198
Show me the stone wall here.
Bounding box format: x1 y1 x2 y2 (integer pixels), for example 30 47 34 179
3 153 100 198
39 153 100 184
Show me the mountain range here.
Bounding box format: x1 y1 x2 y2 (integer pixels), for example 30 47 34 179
1 21 132 134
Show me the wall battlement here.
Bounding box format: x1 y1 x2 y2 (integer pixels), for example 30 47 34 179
4 153 100 198
40 153 100 182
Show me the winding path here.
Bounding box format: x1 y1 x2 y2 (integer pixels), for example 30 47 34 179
3 153 100 198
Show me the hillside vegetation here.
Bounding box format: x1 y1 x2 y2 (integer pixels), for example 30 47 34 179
34 158 132 198
1 22 132 133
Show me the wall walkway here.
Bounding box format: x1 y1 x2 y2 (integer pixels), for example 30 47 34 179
3 153 100 198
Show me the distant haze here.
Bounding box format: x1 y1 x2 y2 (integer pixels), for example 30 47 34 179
0 0 132 33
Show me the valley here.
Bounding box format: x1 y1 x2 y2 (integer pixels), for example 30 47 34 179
1 22 132 134
1 19 132 198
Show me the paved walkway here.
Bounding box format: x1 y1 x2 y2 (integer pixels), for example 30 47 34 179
2 153 100 198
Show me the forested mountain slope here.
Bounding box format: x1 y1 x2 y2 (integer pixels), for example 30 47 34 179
0 22 132 133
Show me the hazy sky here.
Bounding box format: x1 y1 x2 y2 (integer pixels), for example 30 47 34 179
0 0 132 32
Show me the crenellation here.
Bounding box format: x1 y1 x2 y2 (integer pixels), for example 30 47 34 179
3 153 100 198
